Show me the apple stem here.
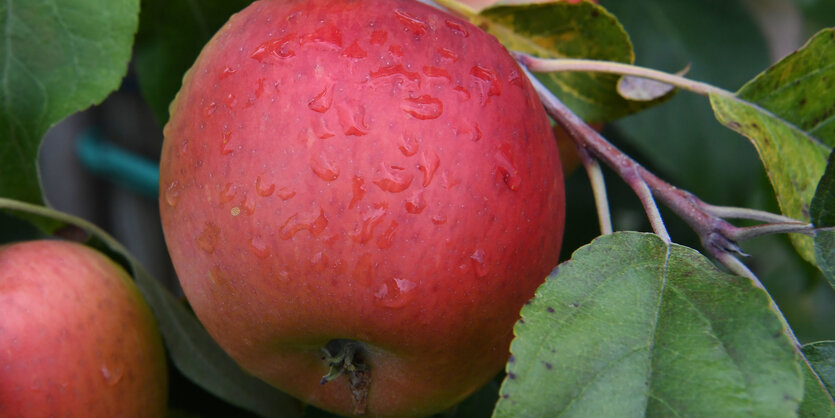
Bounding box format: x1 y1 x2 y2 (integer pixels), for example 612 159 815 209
516 64 815 278
321 339 370 415
576 145 613 235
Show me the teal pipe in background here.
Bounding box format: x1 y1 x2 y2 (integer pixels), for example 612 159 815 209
76 130 160 200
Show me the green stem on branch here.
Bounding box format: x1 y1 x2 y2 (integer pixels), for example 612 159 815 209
577 145 613 235
512 54 736 99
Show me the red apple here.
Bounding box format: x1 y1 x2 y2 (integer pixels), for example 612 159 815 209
0 240 168 417
159 0 564 416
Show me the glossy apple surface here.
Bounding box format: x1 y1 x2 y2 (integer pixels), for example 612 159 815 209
0 240 168 417
159 0 564 416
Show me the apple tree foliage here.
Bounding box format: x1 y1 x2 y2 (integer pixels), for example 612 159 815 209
1 0 834 416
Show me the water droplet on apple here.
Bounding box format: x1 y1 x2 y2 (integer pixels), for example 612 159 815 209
437 47 458 62
312 116 336 139
164 181 180 207
349 175 366 209
376 220 399 250
197 222 221 253
349 204 388 244
394 9 428 35
221 130 234 155
342 40 368 59
405 190 426 214
311 153 340 181
373 164 413 193
398 134 420 157
219 183 237 203
401 95 443 120
422 66 452 82
100 362 124 386
471 65 502 106
370 29 388 46
255 176 275 197
337 103 368 136
432 214 447 225
418 151 440 187
453 86 471 101
277 187 297 201
302 23 343 48
370 64 421 89
374 277 417 308
470 249 489 278
203 101 217 117
445 19 470 37
248 236 270 259
279 208 328 240
308 84 334 113
251 35 297 63
496 145 521 191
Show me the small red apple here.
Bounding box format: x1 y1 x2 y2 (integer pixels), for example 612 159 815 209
159 0 564 416
0 240 168 417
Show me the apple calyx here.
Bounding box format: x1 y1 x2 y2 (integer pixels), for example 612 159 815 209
321 339 370 415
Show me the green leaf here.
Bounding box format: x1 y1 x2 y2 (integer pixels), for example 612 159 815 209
737 28 835 147
444 1 665 123
711 28 835 265
711 92 829 264
0 0 139 204
133 0 251 125
494 232 802 417
0 198 302 418
811 150 835 289
799 341 835 418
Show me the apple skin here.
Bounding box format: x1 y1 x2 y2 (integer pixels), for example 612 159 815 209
0 240 168 417
159 0 564 416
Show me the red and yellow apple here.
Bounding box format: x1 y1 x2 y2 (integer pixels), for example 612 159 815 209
0 240 168 417
159 0 564 416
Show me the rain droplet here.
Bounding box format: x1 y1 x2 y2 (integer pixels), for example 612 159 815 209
248 236 270 259
203 101 217 117
221 130 234 155
220 183 237 203
431 214 447 225
277 187 297 201
250 35 297 62
418 151 440 187
349 204 388 244
224 93 237 109
496 145 522 191
164 181 180 207
308 84 334 113
239 194 256 215
388 44 405 57
279 208 328 240
337 103 368 136
100 362 124 386
405 190 426 214
398 134 420 157
342 40 368 59
376 220 399 250
456 123 482 142
394 9 428 35
437 47 458 62
453 86 471 101
311 251 329 272
470 249 489 278
401 95 443 120
196 222 221 254
311 153 340 181
349 175 366 209
312 116 336 139
219 66 237 79
370 29 388 45
374 277 417 308
422 66 452 82
445 19 470 37
370 64 421 88
373 164 413 193
471 65 502 106
302 24 343 48
255 176 275 197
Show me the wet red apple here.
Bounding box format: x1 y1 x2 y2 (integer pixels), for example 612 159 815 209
0 240 168 417
159 0 564 416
